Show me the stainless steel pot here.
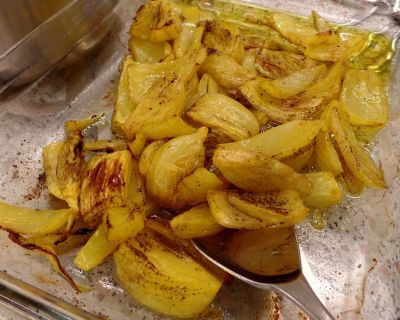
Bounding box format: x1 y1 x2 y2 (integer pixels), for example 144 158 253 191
0 0 118 89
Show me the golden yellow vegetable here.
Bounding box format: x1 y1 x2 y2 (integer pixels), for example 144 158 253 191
337 162 365 197
43 115 102 210
0 201 74 236
83 140 128 152
124 73 186 139
281 143 314 171
213 147 342 208
146 128 208 208
19 232 91 256
255 48 318 79
198 51 254 89
176 167 228 208
304 61 344 102
80 150 134 227
298 172 343 208
185 73 219 111
129 132 147 158
328 102 385 188
314 129 343 176
127 59 180 106
311 11 332 32
202 20 244 63
260 64 326 99
221 120 322 160
208 191 267 229
129 37 171 63
239 78 323 123
114 229 222 318
9 232 81 292
249 107 269 126
106 207 145 244
187 93 260 141
226 228 300 276
263 32 302 53
173 7 200 57
130 0 182 42
112 56 136 137
304 33 365 62
268 12 317 47
138 140 166 177
241 49 258 75
141 116 196 140
227 190 309 227
125 47 203 110
340 69 388 126
170 204 224 238
74 223 118 271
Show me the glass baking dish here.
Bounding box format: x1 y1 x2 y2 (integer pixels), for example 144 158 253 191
0 0 398 319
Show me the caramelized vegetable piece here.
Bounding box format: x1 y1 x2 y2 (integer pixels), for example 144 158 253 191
174 7 200 57
208 191 267 229
311 11 332 32
221 120 322 160
112 56 136 137
314 129 343 176
114 229 222 318
198 51 254 89
129 132 147 158
255 49 318 79
298 172 343 208
202 20 244 63
126 47 204 109
340 69 388 126
304 33 365 62
129 37 171 63
240 78 323 123
337 162 365 196
80 150 134 227
106 207 145 244
74 223 118 271
304 61 344 102
185 73 219 111
328 102 385 188
141 116 196 140
127 60 180 106
130 0 182 42
0 202 74 235
268 12 317 47
187 93 260 141
138 140 166 177
260 64 326 99
176 167 228 208
281 143 314 171
146 128 208 208
43 115 102 210
263 32 302 53
9 232 81 292
170 204 224 238
213 147 342 208
124 73 186 139
227 190 309 227
226 228 300 276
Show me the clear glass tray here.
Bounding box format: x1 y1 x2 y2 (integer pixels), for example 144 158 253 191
0 0 399 319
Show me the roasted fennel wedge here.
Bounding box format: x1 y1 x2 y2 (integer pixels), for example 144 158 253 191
114 228 223 319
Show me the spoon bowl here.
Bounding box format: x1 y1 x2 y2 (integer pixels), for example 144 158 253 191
192 227 335 320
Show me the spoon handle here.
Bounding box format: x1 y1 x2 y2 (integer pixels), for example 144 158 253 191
274 274 334 320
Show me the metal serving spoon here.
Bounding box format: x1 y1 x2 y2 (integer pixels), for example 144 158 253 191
192 227 334 320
